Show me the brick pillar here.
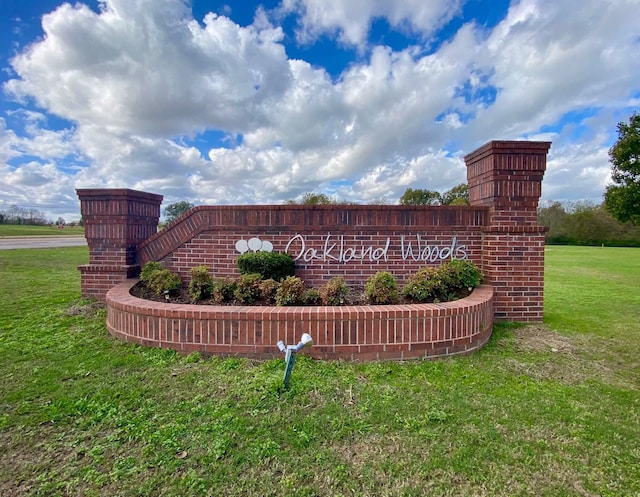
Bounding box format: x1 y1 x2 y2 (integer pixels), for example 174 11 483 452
465 141 551 322
76 189 163 301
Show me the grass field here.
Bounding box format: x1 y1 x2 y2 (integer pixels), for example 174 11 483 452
0 225 85 237
0 246 638 496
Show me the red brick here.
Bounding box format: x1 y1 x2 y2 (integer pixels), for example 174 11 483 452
84 140 550 358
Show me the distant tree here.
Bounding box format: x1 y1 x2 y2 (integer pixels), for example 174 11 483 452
563 202 612 245
440 183 469 205
538 201 571 243
399 188 441 205
7 205 23 224
301 192 335 205
285 192 337 205
55 217 66 226
164 201 195 223
604 113 640 225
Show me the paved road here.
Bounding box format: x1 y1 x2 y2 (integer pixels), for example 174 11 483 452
0 236 87 250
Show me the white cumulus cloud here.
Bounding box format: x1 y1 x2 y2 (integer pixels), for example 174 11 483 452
1 0 638 220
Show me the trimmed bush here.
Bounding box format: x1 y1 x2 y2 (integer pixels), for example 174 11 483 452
275 276 305 306
140 261 164 283
301 289 321 306
402 260 483 303
401 267 444 303
259 278 279 305
237 252 295 281
146 269 182 296
212 278 237 304
444 259 483 291
319 276 348 306
188 266 214 301
365 271 398 304
234 273 263 304
139 261 181 296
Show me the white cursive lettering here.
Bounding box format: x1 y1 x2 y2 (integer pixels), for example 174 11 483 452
285 233 390 263
401 235 468 262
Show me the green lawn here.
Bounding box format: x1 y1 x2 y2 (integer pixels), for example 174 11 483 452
0 224 84 237
0 246 638 496
545 246 640 337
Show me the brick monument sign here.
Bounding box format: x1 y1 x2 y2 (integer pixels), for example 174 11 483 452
77 140 550 360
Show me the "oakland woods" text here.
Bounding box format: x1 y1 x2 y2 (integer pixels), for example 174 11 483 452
284 234 467 263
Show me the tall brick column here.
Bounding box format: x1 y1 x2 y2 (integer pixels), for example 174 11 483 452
465 141 551 322
76 189 163 301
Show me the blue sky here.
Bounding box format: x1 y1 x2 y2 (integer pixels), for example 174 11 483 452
1 0 639 221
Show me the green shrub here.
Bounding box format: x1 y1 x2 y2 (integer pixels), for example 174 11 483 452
301 289 321 305
140 261 164 282
211 278 237 304
237 252 295 281
275 276 305 306
444 259 483 291
188 265 214 301
234 273 263 304
401 260 483 303
259 279 279 304
401 267 447 303
146 269 182 296
319 276 348 306
365 271 398 304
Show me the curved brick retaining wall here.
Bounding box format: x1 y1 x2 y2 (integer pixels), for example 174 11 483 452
106 281 494 361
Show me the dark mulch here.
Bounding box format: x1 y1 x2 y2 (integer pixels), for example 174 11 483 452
129 281 371 306
130 281 193 304
129 281 473 307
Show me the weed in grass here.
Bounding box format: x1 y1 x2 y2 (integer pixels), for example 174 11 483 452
63 300 105 318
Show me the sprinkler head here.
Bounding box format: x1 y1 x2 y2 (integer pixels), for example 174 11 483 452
295 333 313 351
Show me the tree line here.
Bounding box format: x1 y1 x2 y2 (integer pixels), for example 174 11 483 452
0 206 82 226
538 201 640 247
0 206 50 225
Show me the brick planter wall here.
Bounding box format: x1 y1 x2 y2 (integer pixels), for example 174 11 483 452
106 280 494 361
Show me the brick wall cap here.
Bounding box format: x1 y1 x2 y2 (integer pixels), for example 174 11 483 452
169 203 486 215
464 140 551 163
76 188 163 203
